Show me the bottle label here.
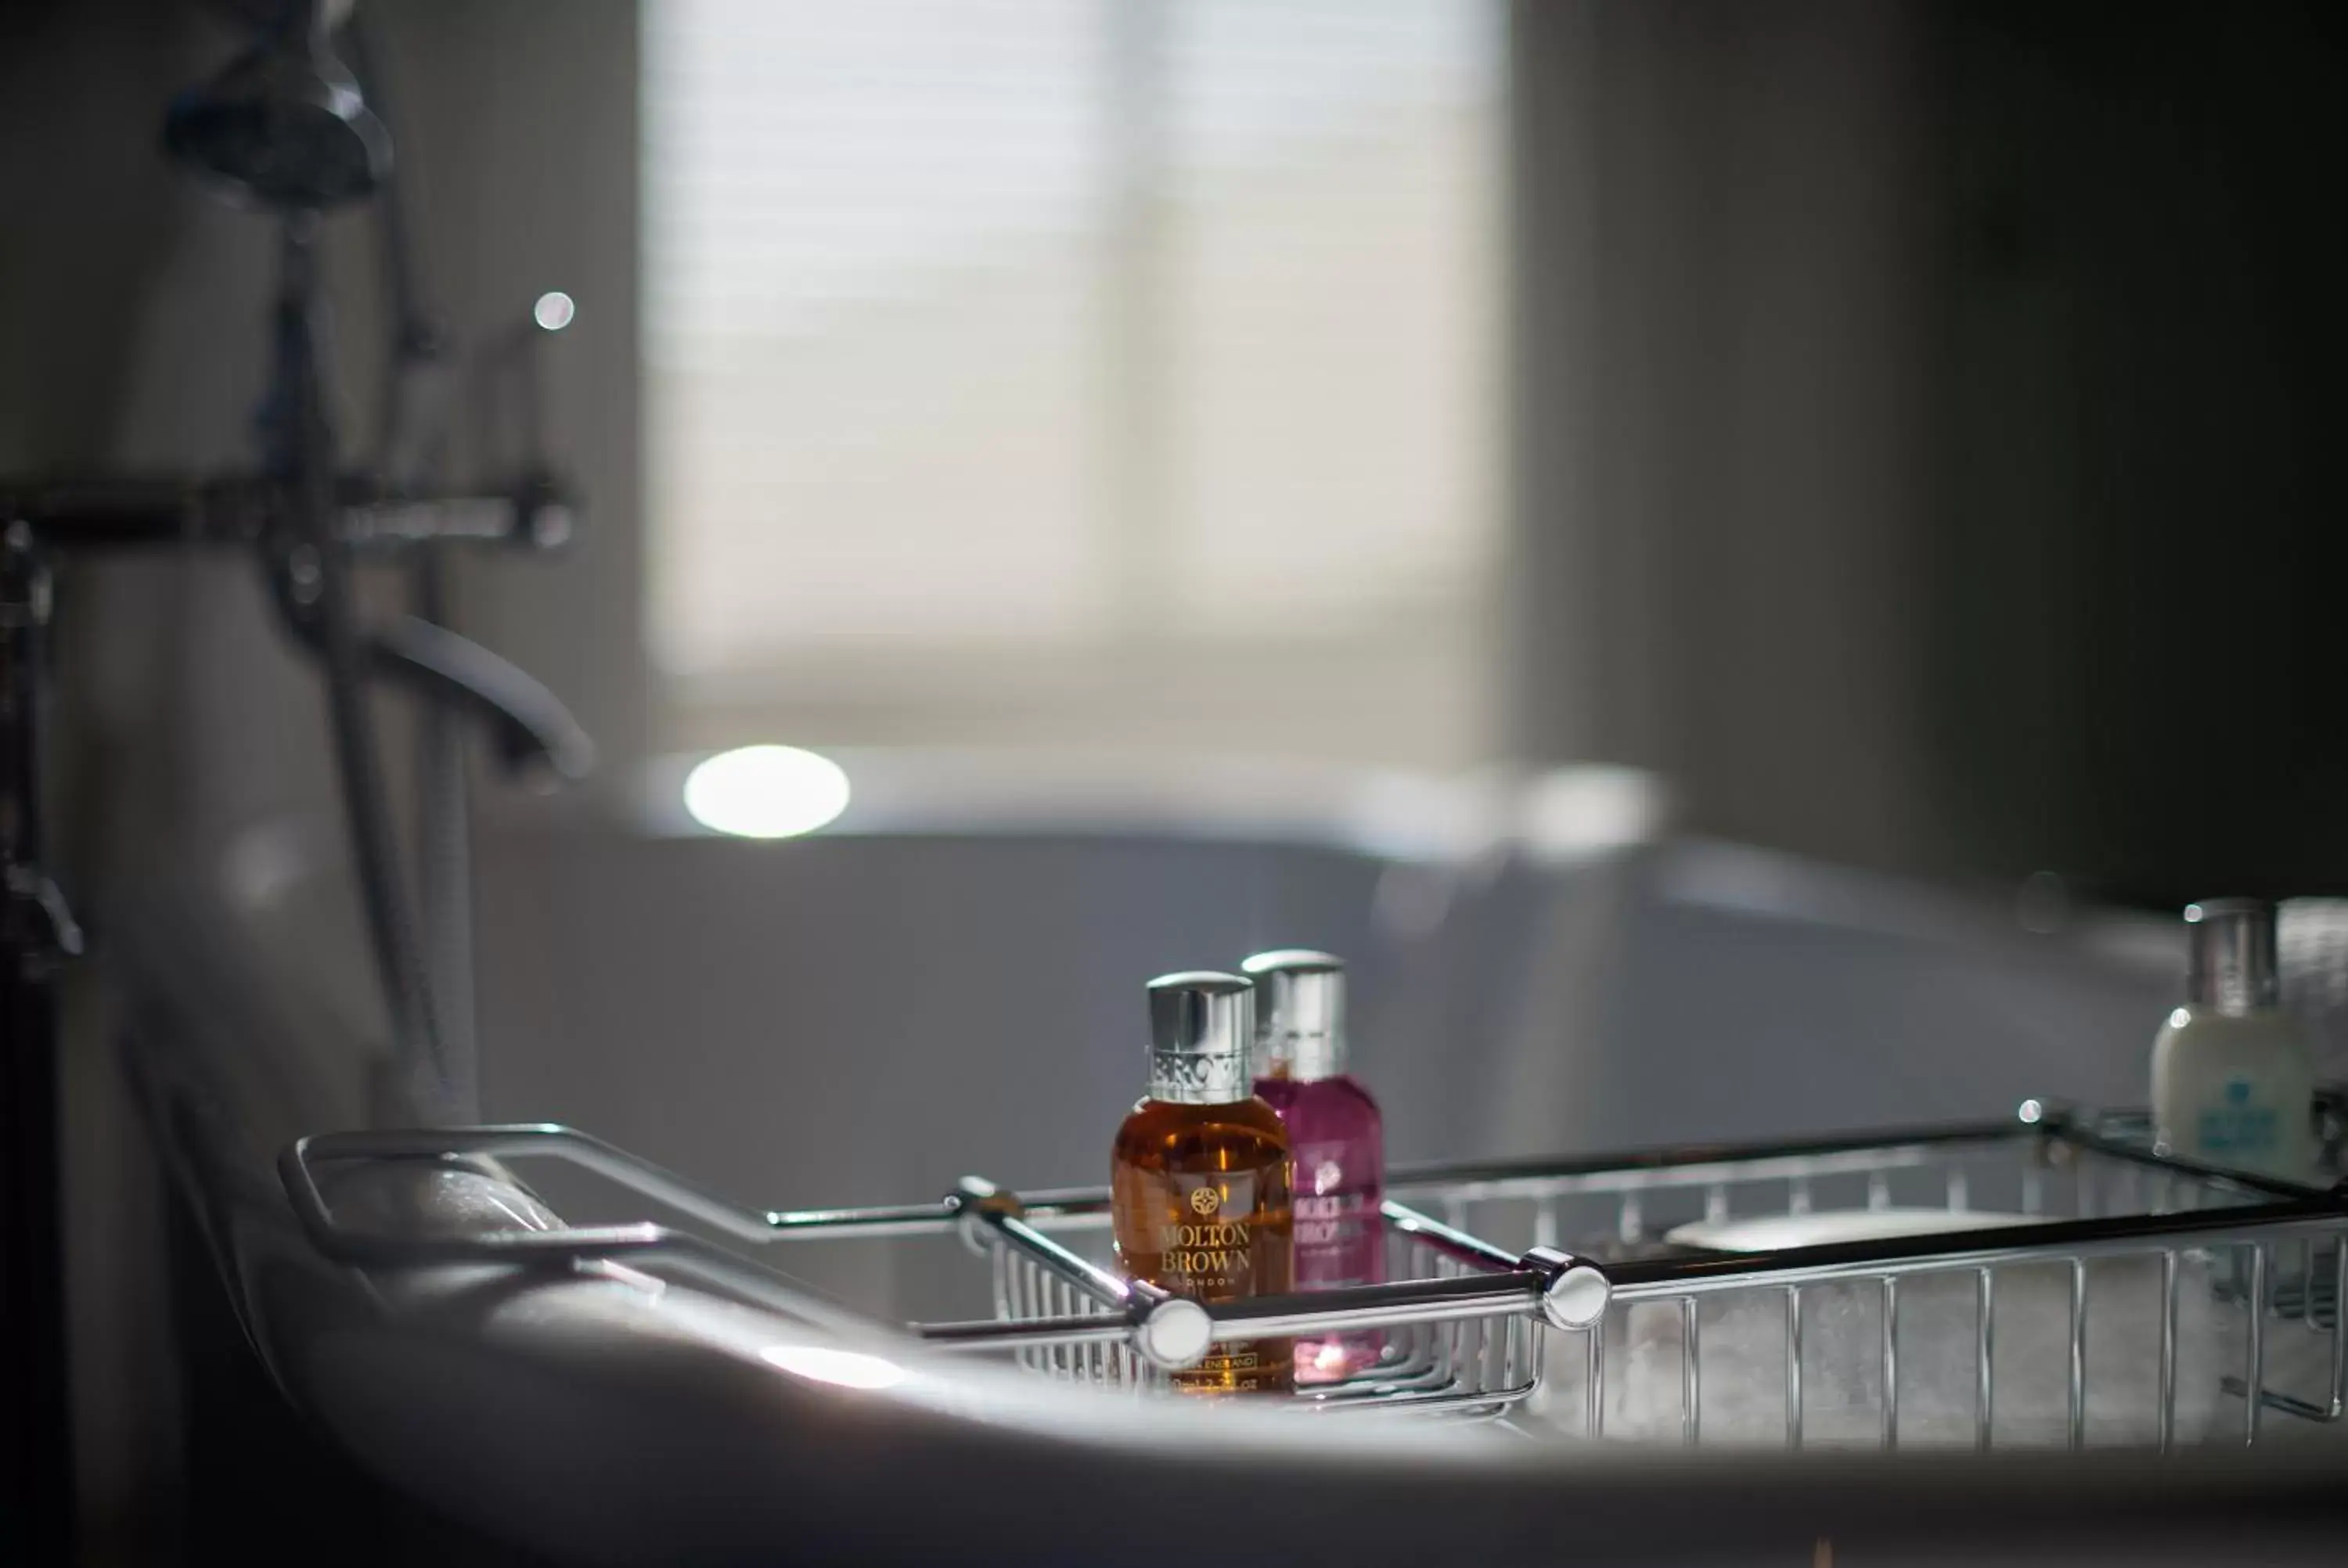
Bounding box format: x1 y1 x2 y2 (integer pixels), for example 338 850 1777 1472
1162 1171 1287 1392
2194 1077 2281 1160
1158 1174 1258 1294
1291 1148 1382 1293
1293 1192 1378 1290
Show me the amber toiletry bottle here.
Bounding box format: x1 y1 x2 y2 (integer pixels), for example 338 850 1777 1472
1111 971 1295 1394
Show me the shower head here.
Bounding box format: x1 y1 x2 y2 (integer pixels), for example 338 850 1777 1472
164 2 390 210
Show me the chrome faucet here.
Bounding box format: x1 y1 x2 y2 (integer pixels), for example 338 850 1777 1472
0 9 589 1548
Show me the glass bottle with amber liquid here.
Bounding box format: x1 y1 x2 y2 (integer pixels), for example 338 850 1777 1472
1111 972 1295 1395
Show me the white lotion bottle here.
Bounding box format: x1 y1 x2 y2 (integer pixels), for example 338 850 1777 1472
2152 898 2317 1182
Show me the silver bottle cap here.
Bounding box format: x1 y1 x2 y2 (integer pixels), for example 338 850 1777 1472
2184 897 2279 1016
1145 971 1255 1104
1241 948 1346 1081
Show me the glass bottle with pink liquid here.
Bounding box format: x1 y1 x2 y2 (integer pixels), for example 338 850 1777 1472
1242 949 1386 1385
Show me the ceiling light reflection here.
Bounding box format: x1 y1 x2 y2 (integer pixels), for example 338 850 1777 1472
683 745 852 839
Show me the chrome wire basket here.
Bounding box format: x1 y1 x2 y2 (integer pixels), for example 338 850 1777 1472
970 1188 1557 1418
284 1099 2348 1450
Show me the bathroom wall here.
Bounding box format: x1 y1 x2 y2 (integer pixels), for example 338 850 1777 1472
1505 0 1943 879
1506 0 2348 904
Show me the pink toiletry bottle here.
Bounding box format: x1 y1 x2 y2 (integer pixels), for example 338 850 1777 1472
1242 949 1386 1384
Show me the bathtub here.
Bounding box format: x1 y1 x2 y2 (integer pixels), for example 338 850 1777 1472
121 750 2345 1565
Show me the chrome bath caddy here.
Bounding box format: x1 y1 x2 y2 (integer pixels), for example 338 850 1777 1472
285 1099 2348 1451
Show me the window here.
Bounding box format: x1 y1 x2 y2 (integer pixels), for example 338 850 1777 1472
643 0 1504 765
